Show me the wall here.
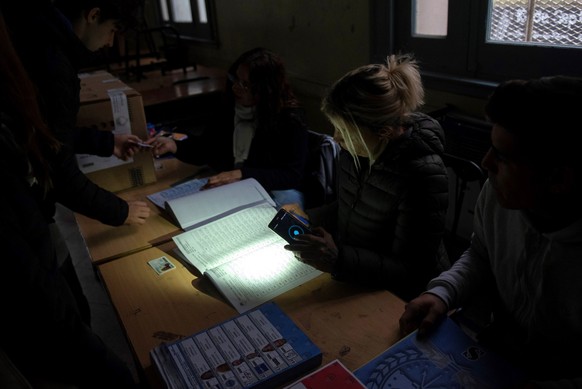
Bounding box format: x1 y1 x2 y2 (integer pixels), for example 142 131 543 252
147 1 492 132
156 0 371 135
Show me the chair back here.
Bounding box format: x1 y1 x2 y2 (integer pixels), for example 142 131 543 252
433 107 490 257
303 130 341 209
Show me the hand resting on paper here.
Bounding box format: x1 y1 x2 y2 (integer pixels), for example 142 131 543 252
284 226 338 273
124 200 151 225
398 292 448 339
202 169 242 189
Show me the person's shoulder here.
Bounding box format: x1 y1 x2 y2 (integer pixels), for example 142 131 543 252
278 107 309 130
395 137 447 179
407 113 445 156
411 112 443 137
411 111 440 126
280 106 305 118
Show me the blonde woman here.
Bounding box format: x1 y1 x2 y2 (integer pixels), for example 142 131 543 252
285 54 450 301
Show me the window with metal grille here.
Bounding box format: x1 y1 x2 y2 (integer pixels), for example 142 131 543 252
489 0 582 47
372 0 582 98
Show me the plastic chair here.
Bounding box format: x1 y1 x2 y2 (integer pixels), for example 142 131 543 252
443 153 486 239
430 107 490 258
303 130 341 209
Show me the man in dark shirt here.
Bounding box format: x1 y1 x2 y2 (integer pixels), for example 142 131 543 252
2 0 144 158
1 0 151 325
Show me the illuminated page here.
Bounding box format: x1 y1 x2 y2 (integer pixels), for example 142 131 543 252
172 204 322 312
173 204 280 273
166 178 276 230
205 242 322 313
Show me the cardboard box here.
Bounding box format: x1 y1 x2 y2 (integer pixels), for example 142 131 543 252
76 71 156 192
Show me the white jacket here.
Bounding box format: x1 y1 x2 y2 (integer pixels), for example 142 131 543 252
427 180 582 388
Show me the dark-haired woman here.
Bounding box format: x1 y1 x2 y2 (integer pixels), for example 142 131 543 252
149 47 310 208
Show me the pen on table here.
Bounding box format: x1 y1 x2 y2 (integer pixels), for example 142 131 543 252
157 128 176 138
129 140 153 148
291 212 310 226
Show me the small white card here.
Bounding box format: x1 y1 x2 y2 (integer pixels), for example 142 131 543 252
148 256 176 275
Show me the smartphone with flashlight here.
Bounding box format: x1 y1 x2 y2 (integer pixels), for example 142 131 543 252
268 209 313 244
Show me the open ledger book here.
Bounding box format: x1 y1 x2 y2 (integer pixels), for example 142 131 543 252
170 178 322 313
146 177 208 212
149 177 276 231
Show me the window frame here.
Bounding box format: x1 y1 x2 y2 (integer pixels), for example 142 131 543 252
372 0 582 98
156 0 219 45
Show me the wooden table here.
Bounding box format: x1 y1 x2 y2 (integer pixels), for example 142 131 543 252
97 245 406 388
118 65 227 108
79 153 407 388
75 158 205 265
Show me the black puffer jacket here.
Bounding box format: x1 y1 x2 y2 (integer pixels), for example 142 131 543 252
308 112 450 301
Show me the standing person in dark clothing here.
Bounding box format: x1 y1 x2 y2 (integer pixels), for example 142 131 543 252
148 47 310 208
0 9 138 388
1 0 145 158
1 0 151 325
284 54 450 301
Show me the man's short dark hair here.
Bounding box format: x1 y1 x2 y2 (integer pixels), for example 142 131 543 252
485 75 582 171
53 0 142 30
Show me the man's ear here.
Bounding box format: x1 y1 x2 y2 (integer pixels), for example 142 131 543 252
86 7 101 24
549 165 575 194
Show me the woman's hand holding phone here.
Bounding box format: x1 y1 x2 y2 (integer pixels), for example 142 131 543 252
284 227 338 273
268 208 313 244
269 209 338 273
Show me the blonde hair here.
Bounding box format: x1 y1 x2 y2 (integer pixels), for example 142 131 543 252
321 54 424 168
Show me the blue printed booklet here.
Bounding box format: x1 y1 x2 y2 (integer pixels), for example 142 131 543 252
146 177 208 209
151 302 322 389
354 317 525 389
